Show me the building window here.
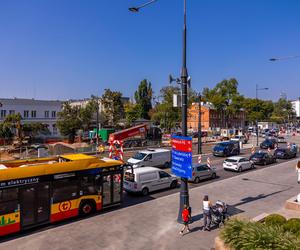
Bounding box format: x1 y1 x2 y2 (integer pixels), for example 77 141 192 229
9 110 15 115
52 111 56 118
31 110 37 118
0 110 6 118
45 111 49 118
24 110 29 118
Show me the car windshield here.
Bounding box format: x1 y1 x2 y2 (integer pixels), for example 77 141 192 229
225 159 237 163
217 143 227 147
253 153 265 157
132 152 147 160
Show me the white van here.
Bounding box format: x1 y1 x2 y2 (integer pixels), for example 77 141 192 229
127 148 171 168
124 167 178 195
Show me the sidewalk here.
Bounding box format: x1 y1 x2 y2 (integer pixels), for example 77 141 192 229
1 159 299 250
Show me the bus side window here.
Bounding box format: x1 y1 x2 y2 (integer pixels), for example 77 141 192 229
53 179 78 203
81 176 97 195
0 188 18 215
95 175 102 193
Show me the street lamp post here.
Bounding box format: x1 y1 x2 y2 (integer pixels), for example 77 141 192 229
198 94 202 154
255 85 269 146
129 0 190 223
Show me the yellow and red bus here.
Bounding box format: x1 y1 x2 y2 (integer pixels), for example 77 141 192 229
0 154 123 236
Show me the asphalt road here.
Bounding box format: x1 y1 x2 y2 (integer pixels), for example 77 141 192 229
121 135 300 208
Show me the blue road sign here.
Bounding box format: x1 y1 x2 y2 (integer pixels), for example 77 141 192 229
171 135 192 179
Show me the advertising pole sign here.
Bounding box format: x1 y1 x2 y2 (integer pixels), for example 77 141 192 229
171 135 192 179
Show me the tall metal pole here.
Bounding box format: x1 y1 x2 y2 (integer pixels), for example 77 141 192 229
96 96 99 147
198 94 202 154
256 85 259 146
177 0 189 223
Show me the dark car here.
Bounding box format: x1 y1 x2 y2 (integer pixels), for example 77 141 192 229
260 139 277 149
274 148 297 159
212 141 240 157
249 152 276 165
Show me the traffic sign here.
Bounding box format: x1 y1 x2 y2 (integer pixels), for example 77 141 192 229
171 135 192 179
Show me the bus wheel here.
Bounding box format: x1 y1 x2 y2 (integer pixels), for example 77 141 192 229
80 201 95 216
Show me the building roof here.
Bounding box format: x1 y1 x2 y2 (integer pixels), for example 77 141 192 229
0 98 62 106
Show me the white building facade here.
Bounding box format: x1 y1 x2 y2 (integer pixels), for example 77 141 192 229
291 99 300 119
0 98 62 136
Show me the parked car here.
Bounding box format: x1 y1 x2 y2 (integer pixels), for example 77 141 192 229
213 141 240 157
230 135 248 144
277 136 286 143
249 151 277 165
127 148 171 168
260 139 277 149
223 156 254 172
124 167 178 195
189 164 217 183
274 148 297 159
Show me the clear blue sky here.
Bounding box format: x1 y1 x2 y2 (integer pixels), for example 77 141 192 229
0 0 299 101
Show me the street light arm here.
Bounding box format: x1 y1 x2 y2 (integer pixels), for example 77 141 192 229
129 0 158 12
269 55 300 61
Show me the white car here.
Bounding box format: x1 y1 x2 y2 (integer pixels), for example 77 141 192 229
277 136 286 143
223 156 254 172
230 135 248 144
123 167 178 195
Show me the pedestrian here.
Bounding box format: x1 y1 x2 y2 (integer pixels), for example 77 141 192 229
202 195 212 231
180 205 191 235
296 161 300 184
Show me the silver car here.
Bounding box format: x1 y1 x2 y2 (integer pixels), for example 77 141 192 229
223 156 254 172
189 164 217 183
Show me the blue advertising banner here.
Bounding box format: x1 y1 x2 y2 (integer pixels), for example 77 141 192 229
171 135 192 179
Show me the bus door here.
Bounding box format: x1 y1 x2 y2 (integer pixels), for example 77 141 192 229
102 173 122 207
19 183 50 228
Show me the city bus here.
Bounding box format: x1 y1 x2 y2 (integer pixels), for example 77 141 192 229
0 154 124 236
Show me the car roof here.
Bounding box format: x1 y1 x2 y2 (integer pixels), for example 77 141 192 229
127 166 160 174
139 148 170 154
226 156 245 160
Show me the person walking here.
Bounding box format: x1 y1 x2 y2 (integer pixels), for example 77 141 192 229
296 161 300 184
180 205 191 235
202 195 212 231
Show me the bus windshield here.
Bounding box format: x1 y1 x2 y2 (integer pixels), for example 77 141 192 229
132 152 147 160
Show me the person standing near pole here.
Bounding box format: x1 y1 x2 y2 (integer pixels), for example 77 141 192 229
296 161 300 184
180 204 191 235
202 195 212 231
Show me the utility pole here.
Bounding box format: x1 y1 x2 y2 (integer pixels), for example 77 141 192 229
198 94 202 154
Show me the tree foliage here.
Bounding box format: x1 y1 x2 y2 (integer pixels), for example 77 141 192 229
101 89 125 126
124 102 142 125
134 79 153 119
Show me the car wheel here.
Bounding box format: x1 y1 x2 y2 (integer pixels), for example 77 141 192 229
251 164 255 169
170 180 177 189
263 160 267 166
211 173 217 179
141 187 149 196
194 177 200 183
238 167 242 172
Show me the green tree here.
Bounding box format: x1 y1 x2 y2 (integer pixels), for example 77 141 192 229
0 122 13 139
124 102 142 125
101 89 125 126
151 86 181 131
134 79 153 119
57 102 82 143
271 98 295 124
22 122 50 136
79 96 98 130
3 113 22 140
202 78 242 128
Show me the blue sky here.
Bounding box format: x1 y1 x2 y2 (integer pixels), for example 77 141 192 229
0 0 299 101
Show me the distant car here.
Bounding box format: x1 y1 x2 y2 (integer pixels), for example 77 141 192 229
223 156 254 172
249 152 277 165
230 135 248 144
213 141 240 157
260 139 277 149
189 164 217 183
277 136 286 143
273 148 296 159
